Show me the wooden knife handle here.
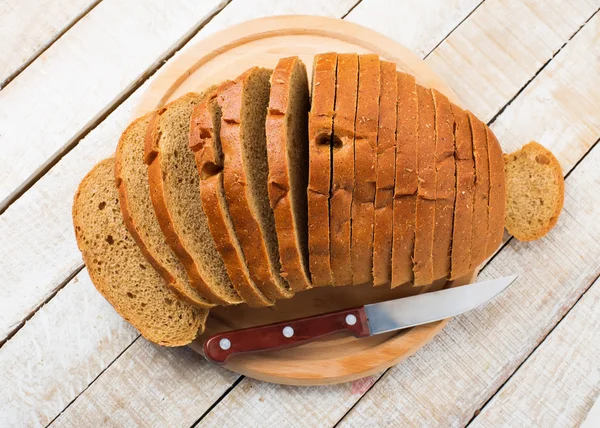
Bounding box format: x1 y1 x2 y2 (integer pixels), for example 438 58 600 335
203 307 369 364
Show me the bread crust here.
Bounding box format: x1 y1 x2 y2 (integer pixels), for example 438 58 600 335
373 61 398 286
412 85 436 286
468 112 490 269
189 83 273 307
449 103 475 280
265 56 312 292
330 53 358 286
115 114 214 309
431 89 456 281
391 72 418 288
218 67 293 300
485 126 506 253
308 53 336 287
351 54 381 285
144 93 242 306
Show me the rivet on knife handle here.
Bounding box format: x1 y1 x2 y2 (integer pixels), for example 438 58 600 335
203 307 370 364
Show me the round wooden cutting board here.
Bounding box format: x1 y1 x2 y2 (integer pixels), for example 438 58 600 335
135 15 472 385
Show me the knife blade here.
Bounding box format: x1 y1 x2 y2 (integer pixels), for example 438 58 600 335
203 275 517 364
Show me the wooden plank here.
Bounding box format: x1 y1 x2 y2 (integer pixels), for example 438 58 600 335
0 0 228 208
338 14 600 426
470 277 600 427
0 0 99 88
0 1 361 423
0 270 138 427
345 0 483 57
426 0 599 122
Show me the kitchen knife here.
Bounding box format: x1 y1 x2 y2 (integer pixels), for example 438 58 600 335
203 275 517 364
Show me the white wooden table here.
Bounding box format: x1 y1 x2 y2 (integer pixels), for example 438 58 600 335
1 1 599 426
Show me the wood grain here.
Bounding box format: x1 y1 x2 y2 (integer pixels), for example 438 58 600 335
426 0 599 121
0 0 228 207
0 0 98 87
471 277 600 428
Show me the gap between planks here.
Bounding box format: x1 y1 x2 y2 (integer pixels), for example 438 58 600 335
0 0 103 90
0 0 233 216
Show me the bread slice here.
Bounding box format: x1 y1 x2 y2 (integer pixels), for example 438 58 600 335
307 53 336 287
449 103 475 280
115 114 214 309
73 158 207 346
218 67 293 300
504 141 564 241
373 61 398 286
145 93 242 306
391 72 418 288
330 53 358 286
189 83 273 307
412 85 436 286
485 126 506 253
468 112 490 270
351 54 381 285
265 56 312 292
431 90 456 280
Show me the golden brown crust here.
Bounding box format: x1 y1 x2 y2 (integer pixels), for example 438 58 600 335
308 53 336 287
468 112 490 270
115 114 214 309
189 84 273 307
351 54 381 285
144 93 235 306
373 61 398 286
265 56 312 292
219 68 293 300
431 90 456 281
391 72 418 288
412 85 436 286
449 103 475 280
330 53 358 287
485 126 506 254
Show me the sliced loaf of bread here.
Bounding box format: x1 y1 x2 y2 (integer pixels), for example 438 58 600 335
115 114 214 309
73 158 207 346
144 93 242 306
504 141 564 241
330 53 358 287
189 83 273 307
218 67 293 300
391 72 418 288
431 90 456 280
449 103 475 279
468 112 490 269
307 52 337 287
412 85 436 286
372 61 398 286
265 56 312 291
351 54 381 285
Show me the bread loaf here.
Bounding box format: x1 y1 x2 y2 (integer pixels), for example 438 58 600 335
189 83 273 307
73 158 207 346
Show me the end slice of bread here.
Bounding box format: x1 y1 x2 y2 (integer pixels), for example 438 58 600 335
115 114 214 309
504 141 564 241
265 56 312 291
218 67 294 300
486 126 507 253
144 92 242 306
308 53 337 287
189 83 273 307
73 158 207 346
